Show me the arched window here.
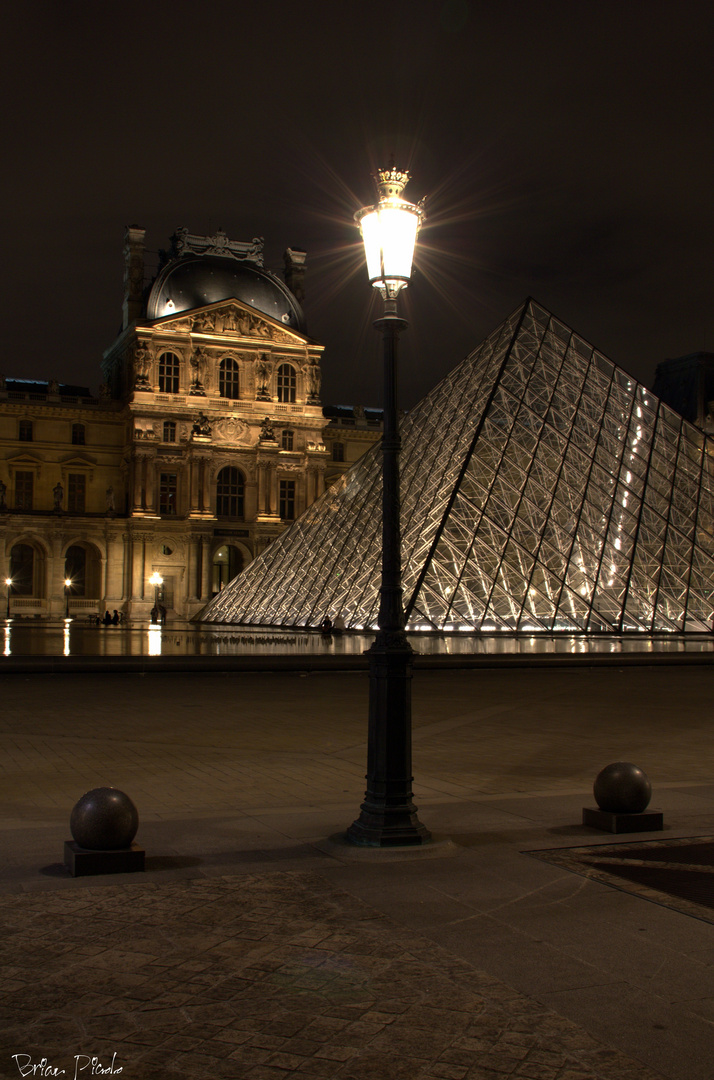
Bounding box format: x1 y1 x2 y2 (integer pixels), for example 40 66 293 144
71 423 85 445
281 429 294 451
277 363 296 403
9 543 35 596
65 545 87 596
216 466 244 519
219 358 240 399
158 352 180 394
212 544 244 594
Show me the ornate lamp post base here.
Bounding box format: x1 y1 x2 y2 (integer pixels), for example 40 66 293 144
347 629 430 847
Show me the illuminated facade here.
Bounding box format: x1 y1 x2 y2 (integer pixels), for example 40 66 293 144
0 227 328 619
201 298 714 633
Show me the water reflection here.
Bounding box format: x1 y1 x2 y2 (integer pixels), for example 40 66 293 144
1 619 713 659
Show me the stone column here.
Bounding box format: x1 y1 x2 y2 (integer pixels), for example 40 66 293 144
200 537 211 600
268 465 278 516
122 534 132 599
187 537 198 602
189 460 200 513
132 458 143 512
200 459 211 514
146 461 156 515
257 463 266 515
131 536 146 600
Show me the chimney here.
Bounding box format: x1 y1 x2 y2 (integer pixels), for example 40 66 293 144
284 248 307 304
123 225 146 330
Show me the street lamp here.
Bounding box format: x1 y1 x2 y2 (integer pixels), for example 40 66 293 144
64 578 72 619
5 578 12 620
149 572 163 619
346 166 430 847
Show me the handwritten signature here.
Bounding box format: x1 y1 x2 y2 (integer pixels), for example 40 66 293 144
11 1055 122 1079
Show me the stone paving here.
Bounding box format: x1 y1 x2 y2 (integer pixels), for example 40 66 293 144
0 871 663 1080
4 665 714 1079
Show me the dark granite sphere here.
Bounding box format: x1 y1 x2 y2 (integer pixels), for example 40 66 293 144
70 787 139 850
593 762 652 814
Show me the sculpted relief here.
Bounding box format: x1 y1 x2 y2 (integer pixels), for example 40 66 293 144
213 416 251 445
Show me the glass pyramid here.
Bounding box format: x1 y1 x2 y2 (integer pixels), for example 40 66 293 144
201 298 714 633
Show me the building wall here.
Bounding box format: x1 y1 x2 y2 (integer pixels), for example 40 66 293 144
0 299 328 620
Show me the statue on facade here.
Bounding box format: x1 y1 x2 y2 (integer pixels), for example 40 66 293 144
306 358 321 403
255 355 271 400
48 379 60 395
98 382 111 401
192 412 212 437
259 416 276 442
189 347 207 395
53 482 64 512
133 342 152 389
105 486 116 514
0 479 6 512
0 373 6 392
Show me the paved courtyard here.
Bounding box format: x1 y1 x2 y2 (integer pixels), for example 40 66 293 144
1 665 714 1079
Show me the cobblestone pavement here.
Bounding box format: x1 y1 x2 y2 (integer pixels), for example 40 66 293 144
0 871 663 1080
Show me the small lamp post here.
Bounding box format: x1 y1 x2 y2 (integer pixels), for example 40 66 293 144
149 572 163 619
346 167 430 847
5 578 12 620
64 578 72 619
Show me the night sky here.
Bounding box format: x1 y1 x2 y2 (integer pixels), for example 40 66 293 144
5 0 714 410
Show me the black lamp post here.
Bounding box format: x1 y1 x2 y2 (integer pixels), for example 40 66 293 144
64 578 72 619
346 167 430 847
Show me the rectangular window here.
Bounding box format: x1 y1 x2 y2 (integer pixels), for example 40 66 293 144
15 471 33 511
159 473 178 515
163 421 176 443
67 473 86 513
71 424 85 445
19 420 33 442
279 479 296 520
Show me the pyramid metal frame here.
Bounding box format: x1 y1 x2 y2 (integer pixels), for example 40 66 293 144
201 299 714 633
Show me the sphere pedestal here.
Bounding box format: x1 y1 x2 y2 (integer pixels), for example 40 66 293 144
583 762 663 833
64 787 145 877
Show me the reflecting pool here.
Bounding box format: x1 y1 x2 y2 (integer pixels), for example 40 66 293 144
2 618 714 660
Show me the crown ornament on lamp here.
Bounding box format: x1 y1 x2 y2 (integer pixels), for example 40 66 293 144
355 167 426 301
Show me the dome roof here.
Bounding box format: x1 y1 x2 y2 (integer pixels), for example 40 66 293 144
146 255 306 332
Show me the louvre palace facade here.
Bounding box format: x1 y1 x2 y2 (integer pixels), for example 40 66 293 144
203 299 714 634
0 227 338 620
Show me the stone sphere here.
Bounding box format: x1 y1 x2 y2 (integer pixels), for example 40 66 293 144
70 787 139 850
593 762 652 814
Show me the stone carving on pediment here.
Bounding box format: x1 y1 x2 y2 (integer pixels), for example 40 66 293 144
173 228 264 265
213 416 251 446
192 311 215 332
279 462 303 474
132 342 152 389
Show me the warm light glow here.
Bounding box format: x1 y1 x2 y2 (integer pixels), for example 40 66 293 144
64 578 72 588
355 167 425 300
4 578 11 588
149 572 163 587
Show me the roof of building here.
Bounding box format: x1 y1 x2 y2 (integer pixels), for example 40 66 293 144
146 254 307 332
